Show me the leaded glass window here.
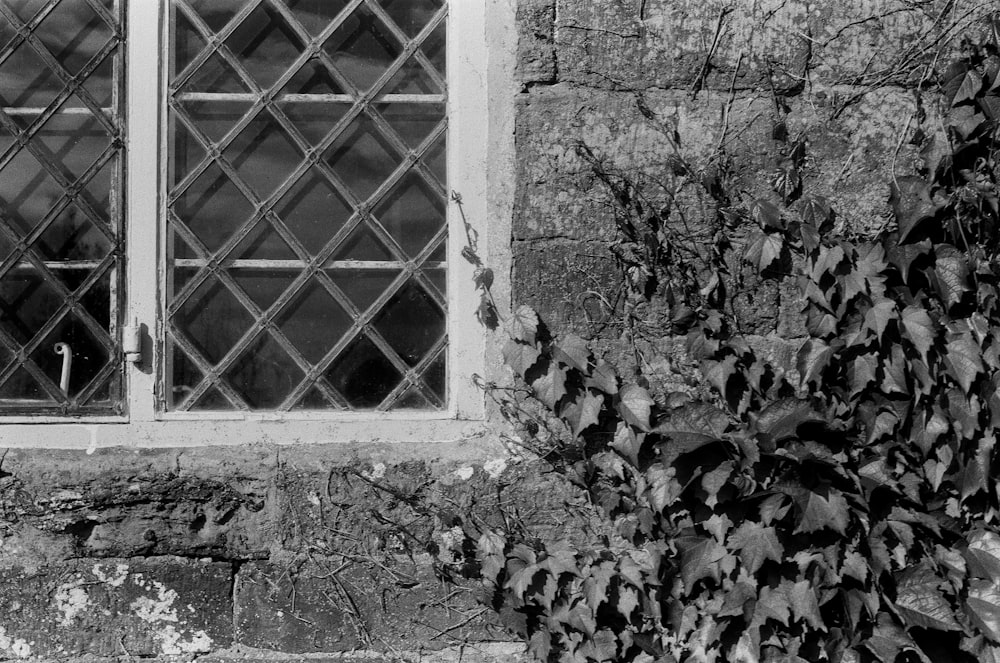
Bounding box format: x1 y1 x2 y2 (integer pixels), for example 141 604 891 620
0 0 124 414
165 0 448 413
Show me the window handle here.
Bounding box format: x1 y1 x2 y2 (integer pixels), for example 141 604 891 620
53 342 72 394
123 319 142 363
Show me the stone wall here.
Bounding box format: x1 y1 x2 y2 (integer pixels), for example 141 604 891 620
2 1 997 661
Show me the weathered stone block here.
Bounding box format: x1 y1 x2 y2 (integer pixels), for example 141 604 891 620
512 239 619 334
234 558 506 654
553 0 992 91
0 557 231 658
516 0 556 85
514 84 774 242
0 447 274 562
234 561 358 652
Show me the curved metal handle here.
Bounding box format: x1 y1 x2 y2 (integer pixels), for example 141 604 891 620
53 342 72 394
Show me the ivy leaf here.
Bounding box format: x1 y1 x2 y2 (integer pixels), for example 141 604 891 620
953 70 984 105
753 397 824 444
611 423 644 467
562 391 604 438
936 246 972 309
677 536 728 590
646 464 681 512
532 363 568 409
790 580 826 631
701 461 734 508
618 384 654 432
864 300 897 340
891 176 937 244
882 344 909 395
474 267 494 290
901 306 935 360
506 561 542 598
887 239 932 282
584 565 615 610
703 354 739 397
750 198 783 229
942 60 971 104
966 530 1000 580
585 359 618 394
476 298 499 329
963 635 1000 663
502 338 541 377
794 487 850 535
797 195 834 230
554 334 590 371
849 353 878 396
720 581 758 618
728 521 783 574
945 330 983 393
895 564 963 631
617 585 640 620
864 616 922 663
527 631 552 660
960 434 994 500
771 165 802 204
655 404 730 465
967 578 1000 642
745 230 785 272
754 583 792 626
509 305 539 343
759 493 791 525
797 338 834 388
800 220 821 253
812 244 846 281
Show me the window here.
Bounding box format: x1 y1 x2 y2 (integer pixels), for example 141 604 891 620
0 0 486 429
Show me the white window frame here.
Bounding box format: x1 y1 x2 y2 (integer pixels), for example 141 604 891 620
0 0 501 447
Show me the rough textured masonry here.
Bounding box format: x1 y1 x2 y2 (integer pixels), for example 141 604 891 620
0 1 994 661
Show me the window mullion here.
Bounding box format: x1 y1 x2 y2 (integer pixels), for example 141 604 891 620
124 0 163 422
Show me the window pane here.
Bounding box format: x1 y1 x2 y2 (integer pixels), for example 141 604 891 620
166 0 448 412
0 0 124 414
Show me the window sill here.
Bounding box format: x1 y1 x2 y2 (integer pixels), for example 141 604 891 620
0 415 489 449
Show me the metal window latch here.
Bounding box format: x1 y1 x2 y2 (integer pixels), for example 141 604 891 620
123 319 142 363
53 342 72 393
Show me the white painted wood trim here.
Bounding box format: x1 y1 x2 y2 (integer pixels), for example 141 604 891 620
446 0 489 421
124 0 163 423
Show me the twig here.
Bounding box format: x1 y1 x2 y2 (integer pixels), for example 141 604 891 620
890 112 914 192
691 5 735 100
716 51 745 155
426 608 490 641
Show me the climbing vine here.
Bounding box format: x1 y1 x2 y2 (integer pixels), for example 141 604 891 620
435 40 1000 663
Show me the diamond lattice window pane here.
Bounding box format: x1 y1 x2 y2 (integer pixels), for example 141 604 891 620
323 5 401 93
378 0 444 38
0 0 124 413
167 0 448 412
35 0 113 76
225 3 303 90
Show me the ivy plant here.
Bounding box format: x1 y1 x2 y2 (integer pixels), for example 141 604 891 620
444 43 1000 663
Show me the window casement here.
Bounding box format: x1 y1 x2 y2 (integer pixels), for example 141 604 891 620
0 0 488 433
